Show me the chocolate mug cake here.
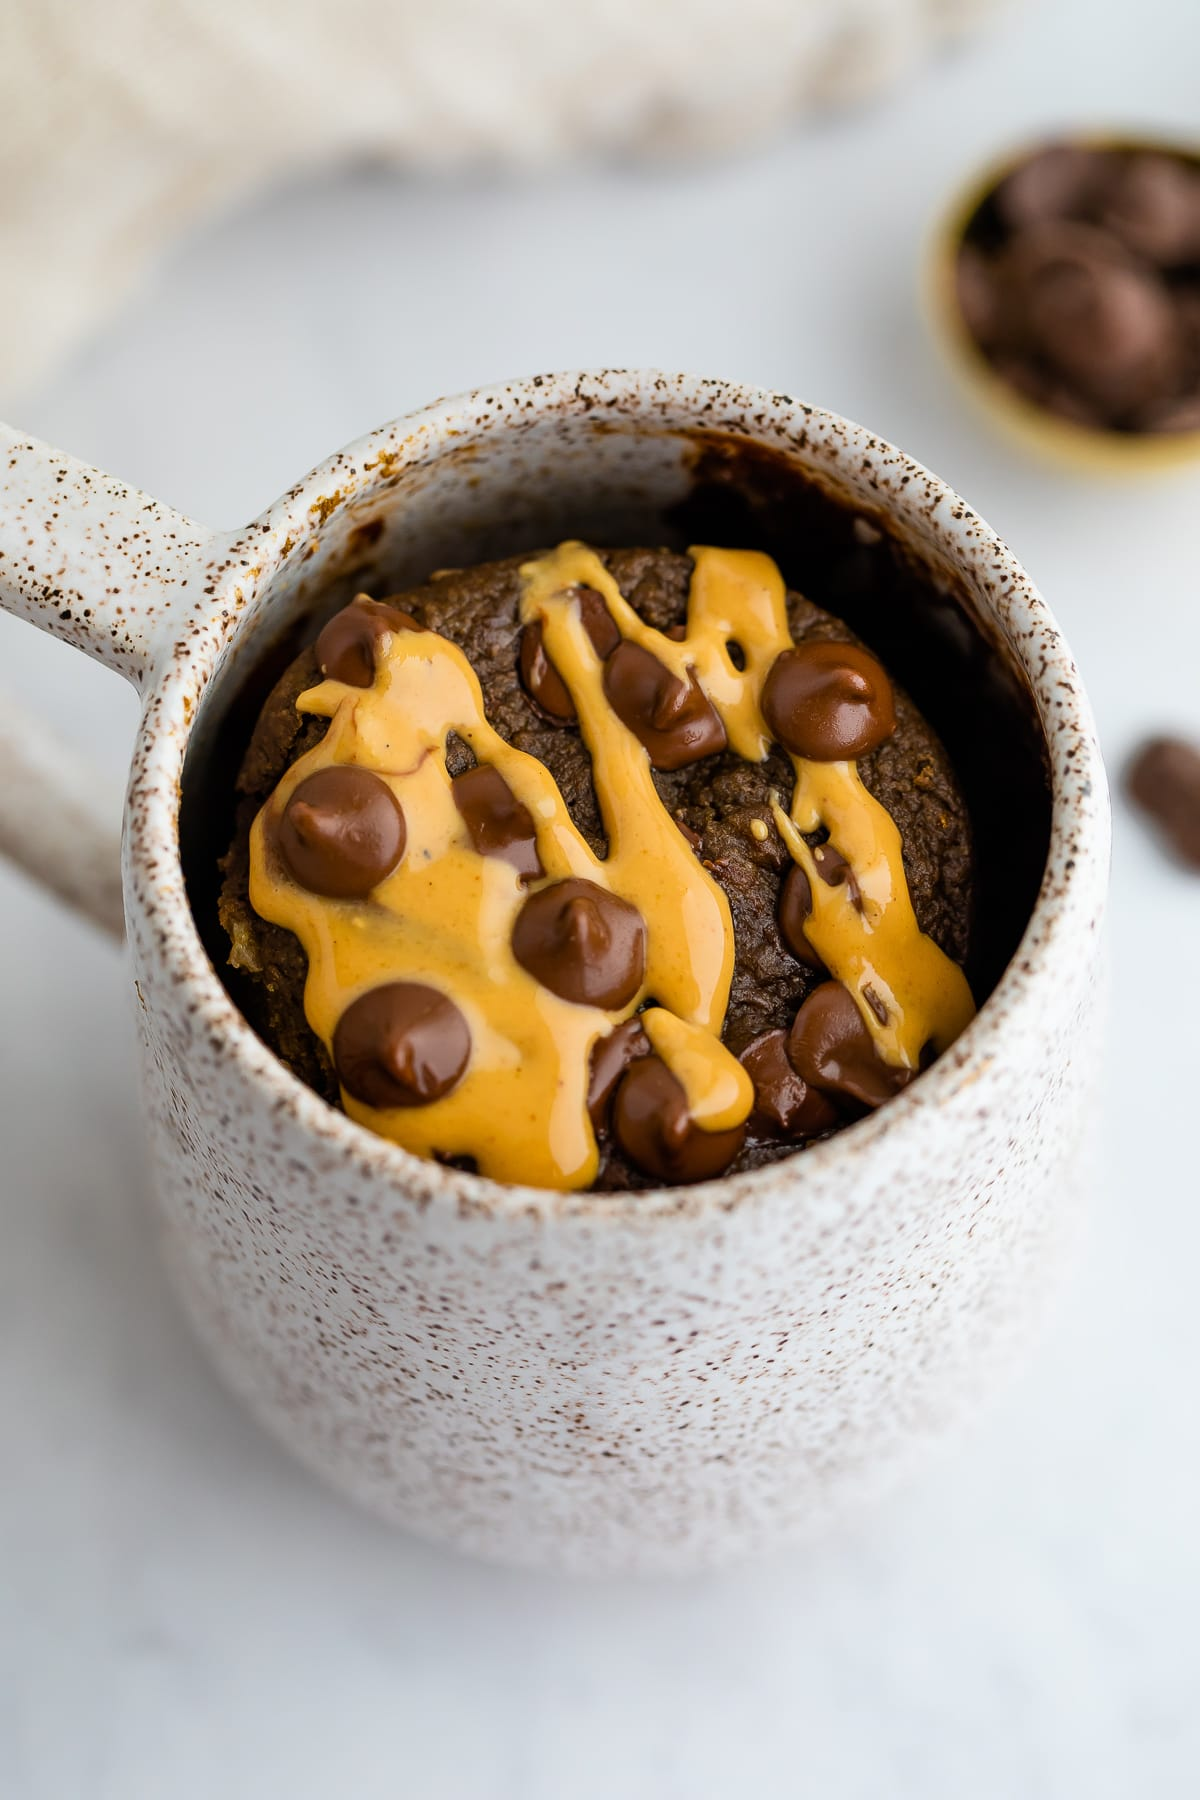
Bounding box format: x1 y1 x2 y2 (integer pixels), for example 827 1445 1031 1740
220 539 976 1191
0 367 1101 1568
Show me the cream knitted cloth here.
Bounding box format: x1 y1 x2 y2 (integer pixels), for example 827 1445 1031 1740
1 0 999 398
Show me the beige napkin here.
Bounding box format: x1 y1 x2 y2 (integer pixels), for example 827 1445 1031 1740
1 0 999 399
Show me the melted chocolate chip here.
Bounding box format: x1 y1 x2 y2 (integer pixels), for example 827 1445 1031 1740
612 1056 745 1184
316 595 422 688
761 641 896 761
786 981 910 1111
777 864 824 969
811 840 863 910
451 765 543 881
333 982 470 1108
511 877 646 1009
862 984 891 1026
587 1017 651 1127
739 1029 840 1139
602 641 727 770
1127 736 1200 868
277 766 406 897
519 622 573 720
518 587 621 722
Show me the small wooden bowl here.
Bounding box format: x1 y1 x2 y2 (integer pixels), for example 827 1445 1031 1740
927 132 1200 476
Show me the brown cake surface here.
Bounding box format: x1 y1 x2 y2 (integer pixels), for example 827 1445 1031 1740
220 546 974 1190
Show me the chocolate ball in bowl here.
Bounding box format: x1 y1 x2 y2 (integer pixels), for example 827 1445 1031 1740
936 136 1200 468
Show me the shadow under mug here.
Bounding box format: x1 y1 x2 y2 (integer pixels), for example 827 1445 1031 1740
0 371 1109 1573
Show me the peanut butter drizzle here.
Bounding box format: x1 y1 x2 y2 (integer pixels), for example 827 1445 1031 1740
248 540 973 1189
772 765 975 1068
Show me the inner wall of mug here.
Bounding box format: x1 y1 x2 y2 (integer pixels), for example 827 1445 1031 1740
180 410 1051 1018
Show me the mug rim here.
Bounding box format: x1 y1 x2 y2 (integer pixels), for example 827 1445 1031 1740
129 368 1110 1222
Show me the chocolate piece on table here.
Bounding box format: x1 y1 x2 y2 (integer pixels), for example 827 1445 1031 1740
786 980 910 1111
316 594 422 688
277 765 406 898
1127 736 1200 868
334 981 471 1108
451 764 543 880
612 1056 745 1184
739 1028 839 1138
761 641 896 761
518 587 621 722
511 876 646 1009
602 639 728 769
587 1017 651 1127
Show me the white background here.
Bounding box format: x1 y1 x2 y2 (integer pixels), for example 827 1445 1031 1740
4 1 1200 1795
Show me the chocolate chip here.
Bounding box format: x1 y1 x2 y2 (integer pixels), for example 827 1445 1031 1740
777 864 824 969
1011 224 1180 412
1127 736 1200 868
955 145 1200 437
993 144 1109 230
315 595 422 688
602 640 727 770
761 641 896 761
956 245 1004 348
1101 153 1200 268
1135 393 1200 435
612 1056 745 1184
333 982 470 1108
518 587 621 722
277 766 406 897
786 981 910 1110
587 1017 651 1127
451 764 543 881
518 620 574 721
738 1029 839 1138
511 877 646 1009
862 984 890 1026
990 348 1110 429
577 587 622 659
811 840 863 910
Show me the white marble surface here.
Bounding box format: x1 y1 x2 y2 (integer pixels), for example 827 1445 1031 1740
4 1 1200 1794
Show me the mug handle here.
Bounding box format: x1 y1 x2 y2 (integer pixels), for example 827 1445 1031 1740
0 422 217 938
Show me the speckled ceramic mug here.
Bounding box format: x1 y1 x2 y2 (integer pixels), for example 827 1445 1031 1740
0 372 1109 1574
